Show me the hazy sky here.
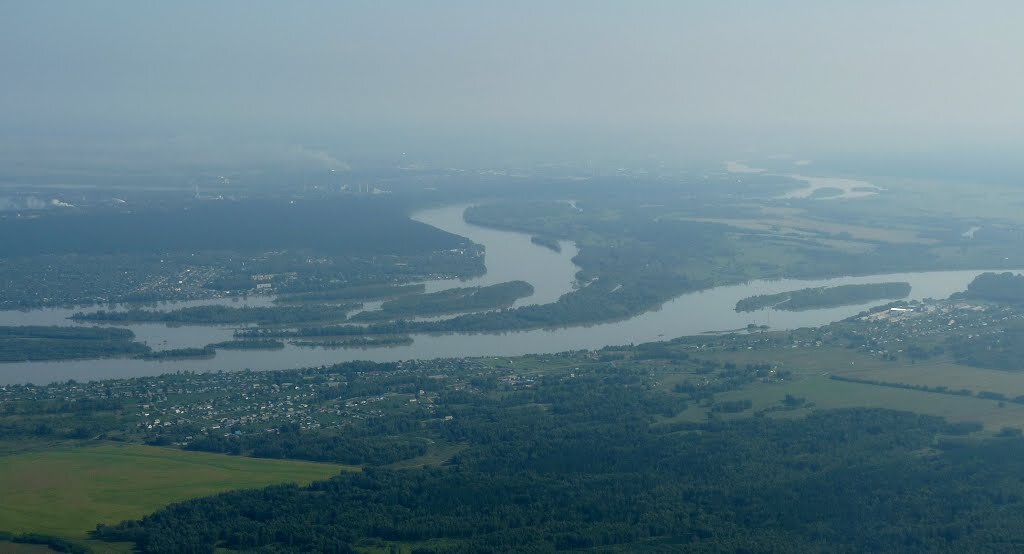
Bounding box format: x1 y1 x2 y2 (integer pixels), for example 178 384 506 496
2 1 1022 169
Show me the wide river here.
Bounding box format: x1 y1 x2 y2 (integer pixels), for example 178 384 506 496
0 204 1016 384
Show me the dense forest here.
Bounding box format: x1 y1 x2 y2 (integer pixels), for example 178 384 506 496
0 325 150 362
735 282 912 312
0 532 89 554
0 198 470 258
8 309 1024 552
8 190 1024 552
349 281 533 322
956 272 1024 303
94 406 1024 553
182 425 429 466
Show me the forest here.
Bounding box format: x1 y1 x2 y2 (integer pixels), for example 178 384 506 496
182 425 429 466
956 271 1024 303
68 282 532 331
0 198 469 258
274 283 425 303
946 321 1024 371
290 335 413 348
10 5 1024 553
8 307 1024 552
72 303 360 326
735 282 912 312
0 325 150 362
135 346 215 361
349 281 533 322
94 404 1024 553
0 199 485 310
237 274 702 337
206 339 285 350
529 235 561 252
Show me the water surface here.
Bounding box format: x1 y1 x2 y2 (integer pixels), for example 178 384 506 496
0 205 1013 384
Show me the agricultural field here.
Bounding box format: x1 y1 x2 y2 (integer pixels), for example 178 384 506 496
0 443 352 550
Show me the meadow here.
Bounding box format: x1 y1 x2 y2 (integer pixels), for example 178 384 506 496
695 346 1024 431
0 443 353 550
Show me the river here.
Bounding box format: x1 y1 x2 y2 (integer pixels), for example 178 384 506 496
0 204 1015 384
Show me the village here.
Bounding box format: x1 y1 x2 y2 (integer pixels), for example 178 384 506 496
0 356 523 447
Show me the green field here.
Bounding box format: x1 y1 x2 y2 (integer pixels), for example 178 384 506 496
498 344 1024 432
720 374 1024 427
0 541 56 553
384 441 467 470
661 345 1024 430
0 443 353 547
700 344 1024 393
844 361 1024 397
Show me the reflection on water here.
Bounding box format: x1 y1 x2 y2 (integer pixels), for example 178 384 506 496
0 203 1017 384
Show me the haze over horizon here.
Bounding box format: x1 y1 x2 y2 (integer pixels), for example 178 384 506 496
2 1 1022 172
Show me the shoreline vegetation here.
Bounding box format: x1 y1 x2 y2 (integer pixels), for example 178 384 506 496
0 326 150 362
530 235 562 252
348 280 533 322
207 340 286 350
273 283 425 304
0 199 481 311
70 304 362 326
135 347 215 361
955 271 1024 303
290 335 414 349
735 282 912 312
9 291 1024 551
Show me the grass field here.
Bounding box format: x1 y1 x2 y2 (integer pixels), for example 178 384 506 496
700 345 1024 392
720 374 1024 427
842 361 1024 397
0 442 354 550
0 541 56 553
671 346 1024 431
505 344 1024 432
664 371 1024 430
679 214 931 244
384 441 466 470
